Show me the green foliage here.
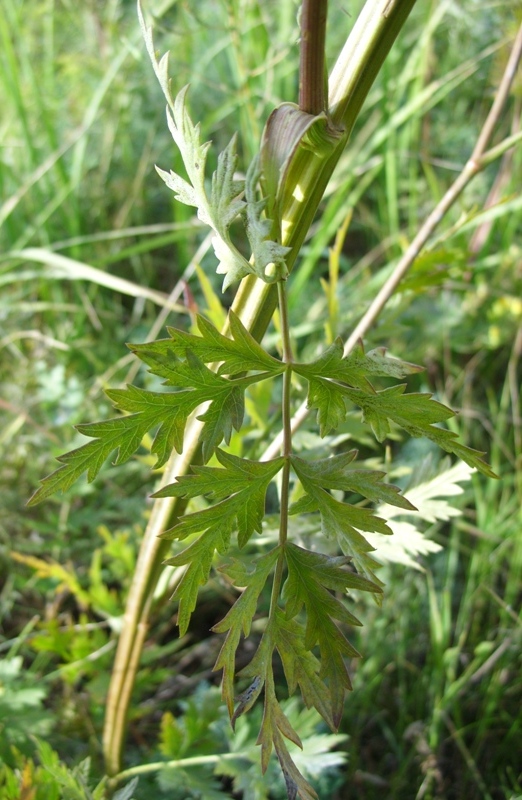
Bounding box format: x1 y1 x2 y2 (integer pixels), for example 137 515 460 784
5 0 519 799
156 453 283 635
290 452 413 585
294 339 496 475
155 685 345 800
30 294 493 795
136 311 284 377
0 657 53 765
25 5 502 792
0 739 138 800
27 312 285 506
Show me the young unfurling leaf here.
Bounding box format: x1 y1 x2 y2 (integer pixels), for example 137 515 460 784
243 155 290 284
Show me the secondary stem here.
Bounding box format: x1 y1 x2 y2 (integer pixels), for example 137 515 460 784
299 0 328 114
269 281 293 613
278 279 293 460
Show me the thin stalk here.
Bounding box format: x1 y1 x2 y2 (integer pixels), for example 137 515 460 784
299 0 328 113
269 281 293 616
103 0 419 774
110 751 241 785
471 21 522 161
278 279 294 462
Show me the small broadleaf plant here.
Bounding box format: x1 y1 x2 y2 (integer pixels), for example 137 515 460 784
28 8 495 800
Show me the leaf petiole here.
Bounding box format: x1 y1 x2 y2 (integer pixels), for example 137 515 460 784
269 280 294 621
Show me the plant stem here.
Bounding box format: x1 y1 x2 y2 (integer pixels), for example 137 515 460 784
110 751 241 785
299 0 328 114
261 21 522 462
269 281 293 615
328 0 418 130
278 280 294 457
471 21 522 162
103 0 419 774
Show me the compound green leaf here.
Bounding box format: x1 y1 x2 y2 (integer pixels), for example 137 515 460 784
212 548 280 717
291 451 415 510
305 376 347 437
164 521 234 636
131 312 283 378
275 613 335 730
283 544 379 725
293 338 494 477
284 542 380 624
257 670 301 762
278 595 358 730
341 384 496 476
314 615 356 727
155 453 282 636
343 340 423 381
272 726 317 800
229 310 285 374
294 337 421 391
197 386 244 462
28 353 253 505
235 621 275 705
27 426 137 506
290 455 393 585
254 643 318 800
155 452 284 548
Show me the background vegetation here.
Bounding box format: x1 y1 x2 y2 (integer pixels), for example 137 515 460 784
1 0 521 797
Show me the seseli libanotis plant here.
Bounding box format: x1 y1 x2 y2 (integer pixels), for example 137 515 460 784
28 0 511 797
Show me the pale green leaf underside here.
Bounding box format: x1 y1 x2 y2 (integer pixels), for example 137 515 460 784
139 2 289 290
155 87 288 289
